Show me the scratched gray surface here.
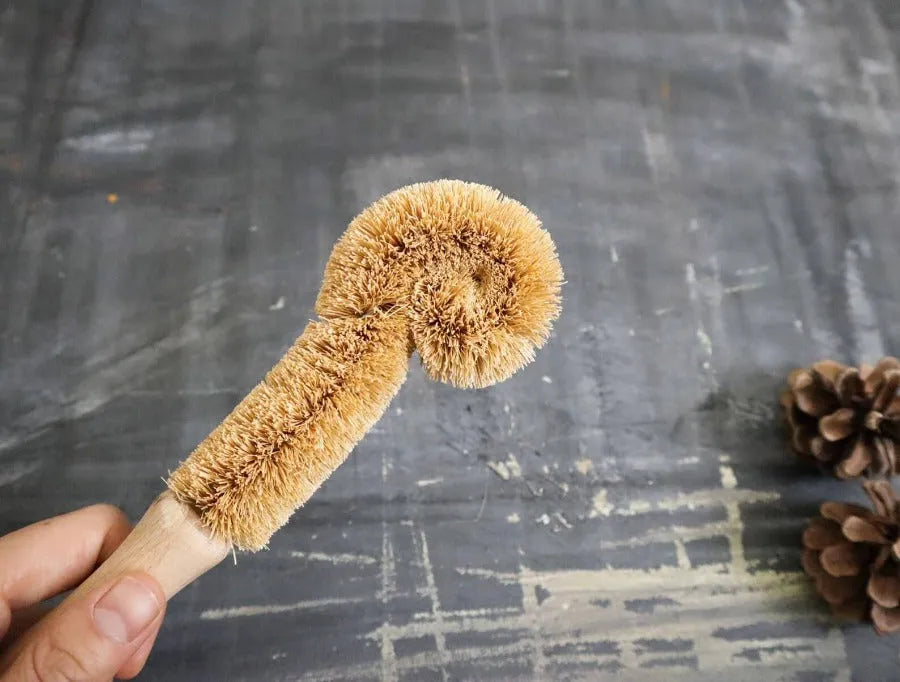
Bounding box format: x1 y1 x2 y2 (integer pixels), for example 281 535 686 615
2 0 900 680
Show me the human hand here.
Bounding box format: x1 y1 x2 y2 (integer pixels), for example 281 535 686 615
0 505 166 681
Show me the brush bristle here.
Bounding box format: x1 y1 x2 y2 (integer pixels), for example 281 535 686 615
168 180 563 550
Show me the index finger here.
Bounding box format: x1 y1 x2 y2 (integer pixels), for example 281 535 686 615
0 505 132 615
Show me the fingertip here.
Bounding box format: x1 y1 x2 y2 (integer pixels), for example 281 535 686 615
82 505 133 561
83 502 131 528
115 613 164 679
81 503 129 527
121 571 166 610
91 572 165 646
110 575 166 680
0 504 137 612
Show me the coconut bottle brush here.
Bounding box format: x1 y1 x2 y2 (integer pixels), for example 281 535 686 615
63 179 563 603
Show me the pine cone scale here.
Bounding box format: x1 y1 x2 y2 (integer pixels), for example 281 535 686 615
863 357 899 397
812 360 846 386
820 408 858 442
819 542 869 577
868 574 900 608
842 516 890 544
874 436 897 477
835 368 863 403
821 501 873 523
802 548 827 579
836 437 872 479
882 417 900 442
792 377 839 417
874 371 900 414
872 604 900 635
802 517 844 549
811 437 843 463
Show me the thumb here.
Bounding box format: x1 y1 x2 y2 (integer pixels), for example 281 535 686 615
5 573 165 682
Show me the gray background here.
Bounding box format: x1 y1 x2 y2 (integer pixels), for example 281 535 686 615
2 1 900 680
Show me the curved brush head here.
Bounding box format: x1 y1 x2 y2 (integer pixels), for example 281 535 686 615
318 180 561 387
169 180 563 550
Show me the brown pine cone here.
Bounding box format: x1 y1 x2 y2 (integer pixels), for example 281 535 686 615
781 357 900 478
803 481 900 634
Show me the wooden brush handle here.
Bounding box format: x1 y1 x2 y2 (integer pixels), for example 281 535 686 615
65 492 230 603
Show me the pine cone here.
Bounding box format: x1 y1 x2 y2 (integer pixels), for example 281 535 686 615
781 357 900 478
803 481 900 634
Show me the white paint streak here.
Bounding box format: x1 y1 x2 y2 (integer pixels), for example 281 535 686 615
201 596 365 620
719 465 738 490
685 263 697 287
268 296 286 311
603 520 734 551
486 453 521 481
416 477 444 487
735 265 770 276
506 512 521 524
380 521 397 682
673 538 692 569
594 485 777 519
724 500 747 576
456 566 517 580
696 328 713 357
655 487 777 512
0 461 41 487
519 564 546 677
553 512 573 529
589 489 613 518
860 58 892 76
619 499 653 516
844 246 884 360
642 126 673 180
723 281 765 295
719 464 746 575
64 127 154 153
417 529 449 681
486 460 510 480
609 244 620 263
574 458 593 475
505 453 522 478
290 551 376 566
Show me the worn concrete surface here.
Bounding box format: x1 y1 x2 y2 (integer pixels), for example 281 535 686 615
2 1 900 680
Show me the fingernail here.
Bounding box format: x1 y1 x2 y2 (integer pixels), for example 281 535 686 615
92 576 161 643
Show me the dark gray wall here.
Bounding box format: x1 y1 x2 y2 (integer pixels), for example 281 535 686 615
2 1 899 680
